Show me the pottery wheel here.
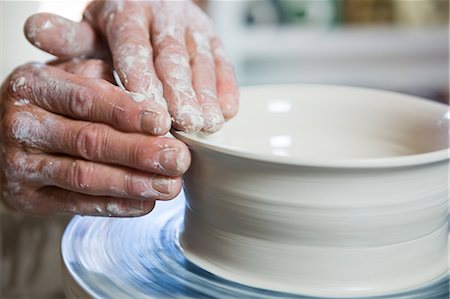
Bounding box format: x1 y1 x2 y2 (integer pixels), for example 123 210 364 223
61 191 450 299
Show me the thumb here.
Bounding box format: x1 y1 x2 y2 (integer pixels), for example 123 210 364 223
24 13 103 59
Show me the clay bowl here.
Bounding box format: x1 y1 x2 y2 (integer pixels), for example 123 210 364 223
172 84 449 298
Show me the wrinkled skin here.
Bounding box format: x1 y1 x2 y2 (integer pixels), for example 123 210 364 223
24 0 239 134
1 0 239 217
1 59 191 217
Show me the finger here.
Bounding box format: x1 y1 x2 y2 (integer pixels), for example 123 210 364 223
13 187 155 217
186 29 224 134
11 152 182 201
101 2 169 115
9 63 169 135
23 13 104 59
211 37 239 119
54 58 114 83
6 106 191 176
88 1 171 135
151 2 204 133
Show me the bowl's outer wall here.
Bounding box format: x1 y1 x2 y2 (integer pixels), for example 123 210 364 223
181 146 449 297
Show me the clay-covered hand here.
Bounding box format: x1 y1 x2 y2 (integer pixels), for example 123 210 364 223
1 59 190 216
24 0 239 134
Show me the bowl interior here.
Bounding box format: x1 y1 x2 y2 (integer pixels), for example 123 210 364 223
176 85 449 164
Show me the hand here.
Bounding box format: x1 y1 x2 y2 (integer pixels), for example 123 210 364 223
24 0 239 134
1 59 190 216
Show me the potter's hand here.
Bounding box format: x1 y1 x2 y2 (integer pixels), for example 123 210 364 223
24 0 239 134
1 59 190 216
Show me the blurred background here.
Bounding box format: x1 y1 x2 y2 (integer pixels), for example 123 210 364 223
1 0 449 102
0 0 449 298
207 0 449 103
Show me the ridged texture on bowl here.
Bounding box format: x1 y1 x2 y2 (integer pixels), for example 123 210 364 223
181 150 448 297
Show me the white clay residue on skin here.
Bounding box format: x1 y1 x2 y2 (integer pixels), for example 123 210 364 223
94 205 103 214
199 89 223 131
135 177 159 199
128 92 147 103
167 60 198 108
31 68 91 116
106 202 124 215
9 153 38 179
148 140 186 172
172 104 204 133
169 55 189 67
192 31 211 57
175 146 189 173
128 201 146 216
113 70 146 103
200 89 216 100
105 200 144 217
42 19 54 30
25 19 53 39
118 45 150 74
109 7 167 109
109 186 128 197
12 76 26 93
8 152 60 185
113 70 126 90
115 0 124 12
113 68 167 109
201 104 223 133
64 25 78 51
151 1 185 46
14 99 30 106
30 62 44 68
10 111 52 147
212 44 231 64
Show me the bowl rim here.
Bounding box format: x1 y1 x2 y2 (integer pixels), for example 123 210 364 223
173 84 450 169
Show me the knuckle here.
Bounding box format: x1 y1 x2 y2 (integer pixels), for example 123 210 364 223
68 82 94 117
65 161 96 191
3 152 35 182
75 123 109 160
4 152 20 177
109 101 130 127
4 111 43 147
210 36 221 49
123 173 142 197
3 153 53 185
6 63 40 98
80 59 110 78
129 141 147 166
83 58 104 68
2 113 19 144
155 40 187 60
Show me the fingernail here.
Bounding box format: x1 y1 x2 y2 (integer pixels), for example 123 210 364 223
173 104 204 133
221 94 239 119
157 147 190 174
152 176 174 194
158 148 178 171
127 200 145 216
141 111 171 135
202 105 225 134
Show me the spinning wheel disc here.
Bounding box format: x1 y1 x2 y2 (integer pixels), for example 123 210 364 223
62 192 450 299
